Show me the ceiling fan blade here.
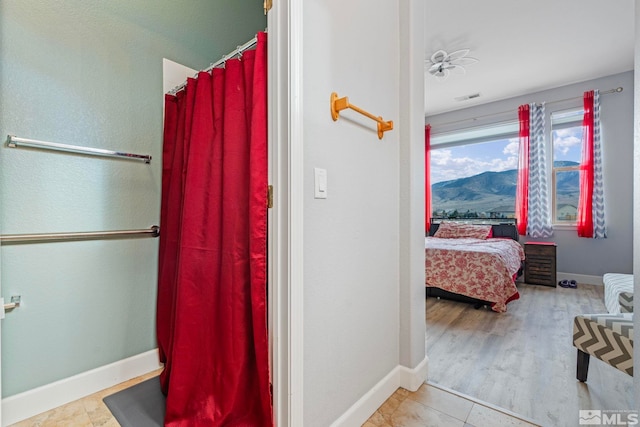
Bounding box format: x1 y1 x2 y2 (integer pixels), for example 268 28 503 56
454 57 478 66
426 48 477 80
449 64 466 75
447 49 470 61
430 50 447 64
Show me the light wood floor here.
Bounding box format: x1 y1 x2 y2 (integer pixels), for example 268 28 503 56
426 282 634 427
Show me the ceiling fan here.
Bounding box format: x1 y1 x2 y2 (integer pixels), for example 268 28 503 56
426 49 478 80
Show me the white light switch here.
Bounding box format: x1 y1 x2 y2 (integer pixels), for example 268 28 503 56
314 168 327 199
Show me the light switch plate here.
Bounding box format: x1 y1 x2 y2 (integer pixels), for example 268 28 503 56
314 168 327 199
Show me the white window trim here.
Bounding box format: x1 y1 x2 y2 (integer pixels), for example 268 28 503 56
431 120 518 149
550 109 582 228
551 165 580 226
553 223 577 231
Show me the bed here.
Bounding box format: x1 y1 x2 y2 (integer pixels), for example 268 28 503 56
425 219 525 313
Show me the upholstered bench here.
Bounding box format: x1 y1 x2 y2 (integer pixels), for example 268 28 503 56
572 313 633 381
603 273 634 314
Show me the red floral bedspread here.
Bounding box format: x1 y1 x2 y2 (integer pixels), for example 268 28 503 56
425 237 525 312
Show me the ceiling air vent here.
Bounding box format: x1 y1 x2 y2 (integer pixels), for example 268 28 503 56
454 93 481 102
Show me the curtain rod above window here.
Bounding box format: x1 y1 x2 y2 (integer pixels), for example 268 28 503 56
537 86 622 107
428 87 623 129
168 35 259 96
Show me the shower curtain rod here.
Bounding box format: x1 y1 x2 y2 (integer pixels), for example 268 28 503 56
429 86 623 130
168 36 258 95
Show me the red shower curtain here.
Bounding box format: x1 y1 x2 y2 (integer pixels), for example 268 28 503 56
515 104 530 236
425 124 432 233
577 91 594 237
157 32 272 427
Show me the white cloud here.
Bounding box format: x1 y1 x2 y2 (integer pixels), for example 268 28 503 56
430 149 452 166
430 151 517 183
553 128 582 156
503 139 519 156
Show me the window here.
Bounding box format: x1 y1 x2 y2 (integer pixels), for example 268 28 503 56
430 122 518 220
430 106 589 229
551 110 583 224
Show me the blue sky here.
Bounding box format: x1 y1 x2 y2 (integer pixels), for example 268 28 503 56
430 127 583 184
552 128 583 162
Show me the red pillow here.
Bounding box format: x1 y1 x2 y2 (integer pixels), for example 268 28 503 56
433 222 492 239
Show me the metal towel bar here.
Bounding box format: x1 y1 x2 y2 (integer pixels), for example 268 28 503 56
6 135 152 164
0 226 160 244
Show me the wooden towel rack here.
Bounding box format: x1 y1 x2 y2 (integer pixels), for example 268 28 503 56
330 92 393 140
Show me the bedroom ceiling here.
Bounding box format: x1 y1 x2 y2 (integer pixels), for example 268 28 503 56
424 0 635 117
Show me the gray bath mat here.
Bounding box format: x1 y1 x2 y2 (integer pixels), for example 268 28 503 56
103 376 165 426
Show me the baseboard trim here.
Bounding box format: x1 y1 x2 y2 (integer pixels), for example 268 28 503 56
557 272 603 286
396 355 429 392
1 349 162 427
330 356 429 427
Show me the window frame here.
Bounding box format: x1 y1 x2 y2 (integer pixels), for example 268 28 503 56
549 109 583 227
431 120 518 149
429 106 588 228
429 121 519 219
551 165 580 224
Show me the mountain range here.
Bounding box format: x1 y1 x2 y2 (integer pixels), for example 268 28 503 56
432 161 579 215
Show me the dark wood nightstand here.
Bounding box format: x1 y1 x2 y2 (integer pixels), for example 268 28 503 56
524 242 557 287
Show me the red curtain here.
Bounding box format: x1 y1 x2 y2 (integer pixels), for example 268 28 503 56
515 104 530 235
425 124 432 233
157 32 272 427
577 91 595 237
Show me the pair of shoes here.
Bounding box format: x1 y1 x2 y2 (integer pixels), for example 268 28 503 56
559 279 577 288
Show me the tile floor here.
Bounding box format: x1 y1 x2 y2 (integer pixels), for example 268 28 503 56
8 369 163 427
8 373 540 427
363 382 541 427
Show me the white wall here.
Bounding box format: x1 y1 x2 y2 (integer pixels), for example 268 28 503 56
427 71 634 278
298 1 425 425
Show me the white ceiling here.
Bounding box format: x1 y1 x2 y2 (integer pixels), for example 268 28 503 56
424 0 635 116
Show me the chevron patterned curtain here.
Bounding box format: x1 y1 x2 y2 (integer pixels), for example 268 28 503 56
591 91 606 238
526 103 553 238
577 90 606 238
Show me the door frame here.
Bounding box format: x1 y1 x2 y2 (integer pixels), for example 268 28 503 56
267 1 304 426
